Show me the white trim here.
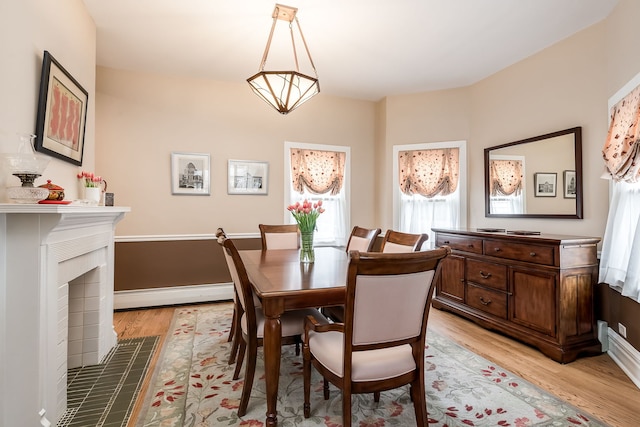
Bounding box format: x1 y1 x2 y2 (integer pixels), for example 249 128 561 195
114 283 234 310
609 70 640 111
392 140 468 230
607 327 640 390
115 232 259 243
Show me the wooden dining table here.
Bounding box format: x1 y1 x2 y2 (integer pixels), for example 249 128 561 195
239 246 349 427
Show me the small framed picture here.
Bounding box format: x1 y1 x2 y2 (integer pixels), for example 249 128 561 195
34 51 88 166
534 172 557 197
227 160 269 195
170 152 211 195
563 170 577 199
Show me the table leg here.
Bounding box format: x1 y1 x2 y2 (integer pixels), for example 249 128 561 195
263 312 282 426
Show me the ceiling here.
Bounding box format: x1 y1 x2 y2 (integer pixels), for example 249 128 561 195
82 0 618 101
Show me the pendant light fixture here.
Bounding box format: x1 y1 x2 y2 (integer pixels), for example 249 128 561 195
247 4 320 115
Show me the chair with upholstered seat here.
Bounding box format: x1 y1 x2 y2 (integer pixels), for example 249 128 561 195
217 230 327 417
379 229 428 253
259 223 300 249
302 247 450 427
216 228 243 365
322 226 381 323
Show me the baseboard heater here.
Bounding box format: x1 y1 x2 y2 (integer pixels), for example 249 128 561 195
114 283 234 310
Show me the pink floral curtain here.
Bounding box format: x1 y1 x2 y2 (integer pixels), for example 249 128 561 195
398 148 459 197
603 83 640 182
489 159 523 196
290 149 345 195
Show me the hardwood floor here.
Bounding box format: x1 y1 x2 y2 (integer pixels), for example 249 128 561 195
114 302 640 427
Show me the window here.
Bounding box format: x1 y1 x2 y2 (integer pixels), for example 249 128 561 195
284 142 350 247
488 155 525 215
393 141 467 242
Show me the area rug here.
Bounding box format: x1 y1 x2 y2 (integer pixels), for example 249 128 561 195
137 303 609 427
58 336 159 427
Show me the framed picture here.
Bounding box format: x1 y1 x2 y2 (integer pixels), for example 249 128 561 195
171 152 211 195
563 170 577 198
227 160 269 195
34 51 88 166
534 172 557 197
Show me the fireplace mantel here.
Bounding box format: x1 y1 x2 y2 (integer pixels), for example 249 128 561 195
0 204 129 427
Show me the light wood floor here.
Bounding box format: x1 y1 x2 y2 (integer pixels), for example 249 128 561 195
114 302 640 427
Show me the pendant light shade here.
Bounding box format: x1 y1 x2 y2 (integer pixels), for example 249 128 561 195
247 4 320 115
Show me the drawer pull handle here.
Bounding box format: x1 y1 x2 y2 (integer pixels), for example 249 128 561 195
479 271 492 279
467 244 474 248
494 247 501 252
530 252 536 257
443 240 450 244
480 297 492 306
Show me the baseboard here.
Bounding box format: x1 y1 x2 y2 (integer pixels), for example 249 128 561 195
114 283 234 310
608 327 640 390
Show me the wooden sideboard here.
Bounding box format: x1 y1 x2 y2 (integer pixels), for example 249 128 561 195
432 228 601 363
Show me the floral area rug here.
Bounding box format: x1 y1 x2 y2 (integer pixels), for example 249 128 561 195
137 303 609 427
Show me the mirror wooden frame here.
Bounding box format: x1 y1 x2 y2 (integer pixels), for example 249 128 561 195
484 127 583 219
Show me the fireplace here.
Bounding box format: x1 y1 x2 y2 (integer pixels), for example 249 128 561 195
0 205 128 427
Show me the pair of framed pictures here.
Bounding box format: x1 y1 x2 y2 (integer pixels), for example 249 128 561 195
534 171 576 198
170 153 269 196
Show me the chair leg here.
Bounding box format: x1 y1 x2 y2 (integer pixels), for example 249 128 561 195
237 340 258 417
342 389 352 427
227 306 236 342
233 340 246 380
323 378 330 400
228 327 240 365
410 379 427 427
303 340 311 418
374 391 380 402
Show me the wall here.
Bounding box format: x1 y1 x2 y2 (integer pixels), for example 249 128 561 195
95 67 377 236
0 0 96 201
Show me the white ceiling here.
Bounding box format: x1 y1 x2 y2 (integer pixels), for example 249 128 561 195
82 0 618 101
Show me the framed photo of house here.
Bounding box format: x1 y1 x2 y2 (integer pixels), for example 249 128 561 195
171 152 211 195
227 160 269 195
534 172 557 197
34 50 88 166
563 170 577 198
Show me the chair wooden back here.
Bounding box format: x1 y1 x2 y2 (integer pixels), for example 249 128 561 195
345 226 381 253
379 230 428 253
259 224 300 250
216 230 258 329
343 248 450 358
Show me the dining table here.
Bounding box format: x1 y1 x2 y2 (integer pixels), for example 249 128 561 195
239 246 349 427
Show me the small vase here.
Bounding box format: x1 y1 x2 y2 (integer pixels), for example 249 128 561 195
84 187 102 205
300 231 315 263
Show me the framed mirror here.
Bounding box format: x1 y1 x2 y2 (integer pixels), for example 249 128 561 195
484 127 583 219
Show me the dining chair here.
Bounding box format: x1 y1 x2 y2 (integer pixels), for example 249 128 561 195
259 223 300 249
345 226 381 252
216 228 243 365
323 226 382 323
217 231 327 417
302 247 450 427
379 229 428 253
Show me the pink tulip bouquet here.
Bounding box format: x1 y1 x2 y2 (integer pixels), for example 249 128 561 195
287 199 325 232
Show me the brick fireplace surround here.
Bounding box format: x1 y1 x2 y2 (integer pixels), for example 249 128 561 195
0 205 128 427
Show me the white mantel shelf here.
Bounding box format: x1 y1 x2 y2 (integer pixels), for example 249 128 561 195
0 204 130 427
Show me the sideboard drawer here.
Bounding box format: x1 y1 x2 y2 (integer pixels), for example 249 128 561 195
466 259 507 291
483 240 555 266
466 283 507 319
436 234 483 254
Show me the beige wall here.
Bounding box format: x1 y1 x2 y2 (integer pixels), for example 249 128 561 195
95 67 377 235
0 0 96 202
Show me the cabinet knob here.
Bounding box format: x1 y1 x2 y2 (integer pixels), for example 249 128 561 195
460 278 465 282
530 252 536 257
494 247 501 252
479 271 492 279
479 297 492 306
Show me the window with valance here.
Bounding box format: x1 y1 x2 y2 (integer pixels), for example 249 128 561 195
290 148 346 195
489 159 523 196
398 148 459 198
602 83 640 183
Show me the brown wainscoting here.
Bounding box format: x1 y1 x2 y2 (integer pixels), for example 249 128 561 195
114 237 262 291
596 283 640 352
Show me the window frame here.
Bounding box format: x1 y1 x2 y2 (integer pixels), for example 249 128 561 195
392 140 467 238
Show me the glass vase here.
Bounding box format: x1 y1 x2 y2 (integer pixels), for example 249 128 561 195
300 231 315 263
